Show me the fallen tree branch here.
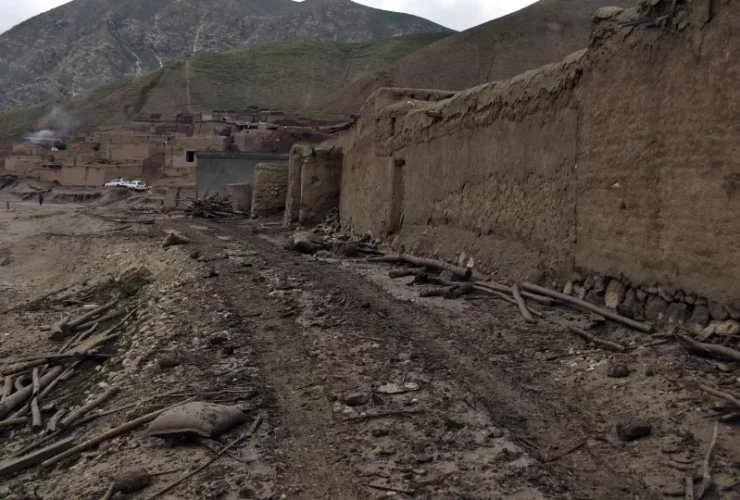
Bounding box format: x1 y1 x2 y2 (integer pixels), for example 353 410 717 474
676 333 740 363
59 387 119 430
144 413 264 500
513 284 535 323
388 268 425 279
523 283 654 333
42 398 195 468
30 368 41 430
699 385 740 410
0 366 64 419
567 325 627 352
465 288 545 318
368 254 472 280
2 375 12 402
100 483 115 500
476 282 556 305
686 475 694 500
364 483 415 495
75 306 129 331
696 422 719 499
419 287 450 298
339 410 422 424
66 298 120 333
0 417 28 428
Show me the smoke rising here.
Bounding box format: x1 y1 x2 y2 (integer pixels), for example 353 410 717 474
23 106 79 145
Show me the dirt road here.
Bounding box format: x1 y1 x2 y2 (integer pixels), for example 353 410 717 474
0 205 738 499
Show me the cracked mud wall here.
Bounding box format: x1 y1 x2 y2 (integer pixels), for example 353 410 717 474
341 1 740 305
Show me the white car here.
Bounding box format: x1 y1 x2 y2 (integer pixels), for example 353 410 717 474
104 178 129 188
128 180 148 192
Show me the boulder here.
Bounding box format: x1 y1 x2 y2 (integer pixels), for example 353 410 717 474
162 231 190 248
728 299 740 320
617 421 652 442
701 320 740 340
592 275 606 293
644 295 669 323
585 289 604 306
708 301 729 321
617 288 643 320
607 363 630 378
665 302 690 325
113 468 152 493
687 305 710 334
605 279 627 310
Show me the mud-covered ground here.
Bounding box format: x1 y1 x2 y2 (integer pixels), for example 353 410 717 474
1 197 739 500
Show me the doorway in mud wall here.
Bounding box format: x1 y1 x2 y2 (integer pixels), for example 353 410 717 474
388 157 405 234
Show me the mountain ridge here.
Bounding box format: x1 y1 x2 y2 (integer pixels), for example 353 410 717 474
0 0 451 110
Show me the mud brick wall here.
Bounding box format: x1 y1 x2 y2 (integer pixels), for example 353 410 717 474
340 1 740 306
251 163 289 218
575 5 740 305
284 145 307 225
299 147 344 226
341 57 582 279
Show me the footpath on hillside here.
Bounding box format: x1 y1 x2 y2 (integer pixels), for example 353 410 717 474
0 193 739 500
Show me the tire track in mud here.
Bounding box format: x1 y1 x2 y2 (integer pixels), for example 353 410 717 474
175 221 658 500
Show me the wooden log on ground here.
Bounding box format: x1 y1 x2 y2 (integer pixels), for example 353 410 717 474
699 385 740 409
446 283 474 299
388 268 424 279
0 437 76 477
419 288 450 298
10 363 80 420
476 282 556 305
2 376 11 402
466 286 545 318
49 316 71 341
66 299 120 333
42 398 195 468
30 368 41 430
696 422 719 499
76 307 128 331
0 417 28 428
369 254 472 280
567 325 627 352
0 366 64 419
676 333 740 363
59 387 119 430
522 283 654 333
512 284 535 323
2 353 107 377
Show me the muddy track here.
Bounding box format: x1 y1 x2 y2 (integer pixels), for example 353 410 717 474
173 220 660 500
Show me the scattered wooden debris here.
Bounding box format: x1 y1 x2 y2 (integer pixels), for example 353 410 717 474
185 194 242 219
369 254 472 280
512 284 536 323
567 325 627 352
676 333 740 363
695 422 719 499
522 283 654 333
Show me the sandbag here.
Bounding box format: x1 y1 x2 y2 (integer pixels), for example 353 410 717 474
146 402 246 439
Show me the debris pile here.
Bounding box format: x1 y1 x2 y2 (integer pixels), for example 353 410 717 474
185 194 244 219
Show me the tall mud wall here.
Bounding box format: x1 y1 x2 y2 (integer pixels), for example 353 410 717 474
340 1 740 306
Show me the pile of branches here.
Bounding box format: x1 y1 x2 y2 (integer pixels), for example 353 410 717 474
186 193 243 219
0 298 138 434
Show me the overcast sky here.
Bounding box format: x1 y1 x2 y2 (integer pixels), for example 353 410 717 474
0 0 537 34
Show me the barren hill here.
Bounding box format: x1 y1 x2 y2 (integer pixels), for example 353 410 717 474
0 33 452 143
0 0 451 111
313 0 634 115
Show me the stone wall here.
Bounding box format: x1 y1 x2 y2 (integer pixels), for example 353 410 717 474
252 163 289 218
27 164 143 186
300 147 343 226
339 1 740 312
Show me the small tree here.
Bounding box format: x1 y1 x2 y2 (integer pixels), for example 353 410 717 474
92 143 101 152
53 140 68 151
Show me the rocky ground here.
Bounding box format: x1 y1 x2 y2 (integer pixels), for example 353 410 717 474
1 196 740 500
